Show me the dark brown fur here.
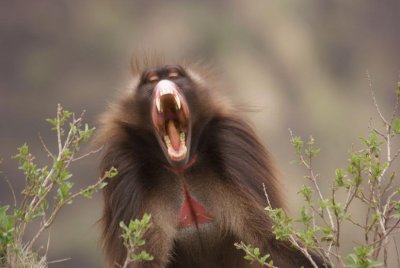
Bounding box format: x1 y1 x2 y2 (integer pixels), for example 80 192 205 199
95 59 327 268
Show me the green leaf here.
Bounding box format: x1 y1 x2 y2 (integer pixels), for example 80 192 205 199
298 185 313 202
61 110 73 124
319 199 329 209
392 118 400 135
259 254 270 264
104 167 118 179
346 246 382 268
119 221 128 231
291 136 304 153
397 81 400 96
335 168 345 187
45 118 58 128
119 214 153 263
79 124 95 142
393 202 400 218
0 205 15 246
0 206 12 230
244 255 253 261
298 206 312 226
266 207 293 240
82 186 95 199
134 250 154 261
320 226 334 242
97 181 108 190
253 247 260 256
57 181 73 201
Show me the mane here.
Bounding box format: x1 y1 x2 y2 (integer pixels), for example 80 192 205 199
130 51 166 76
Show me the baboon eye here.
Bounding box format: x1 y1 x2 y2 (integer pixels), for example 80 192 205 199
168 68 181 79
147 73 159 83
142 70 159 84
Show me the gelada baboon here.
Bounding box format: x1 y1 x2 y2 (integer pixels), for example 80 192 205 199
95 57 327 268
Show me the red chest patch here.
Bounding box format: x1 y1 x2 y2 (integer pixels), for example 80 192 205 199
178 184 213 228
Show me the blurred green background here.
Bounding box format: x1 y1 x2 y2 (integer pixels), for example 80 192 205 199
1 1 399 267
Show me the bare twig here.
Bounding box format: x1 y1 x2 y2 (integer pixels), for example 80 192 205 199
47 258 71 264
367 221 400 248
288 235 319 268
372 128 386 139
38 132 54 158
394 237 400 268
56 104 63 153
366 70 387 125
389 85 400 125
121 250 132 268
45 230 51 257
4 177 17 207
347 217 367 229
263 183 272 208
72 146 104 162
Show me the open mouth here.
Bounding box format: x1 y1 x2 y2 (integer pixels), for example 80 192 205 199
151 80 191 164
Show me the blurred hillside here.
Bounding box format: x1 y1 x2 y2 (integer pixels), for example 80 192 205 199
0 1 399 267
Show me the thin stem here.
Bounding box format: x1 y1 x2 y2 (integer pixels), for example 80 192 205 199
234 241 279 268
389 87 400 125
38 132 54 159
288 235 319 268
27 115 81 217
4 178 17 207
25 173 108 251
72 146 104 162
56 104 63 153
366 70 387 125
394 237 400 268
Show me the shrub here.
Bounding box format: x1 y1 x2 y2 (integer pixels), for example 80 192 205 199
236 80 400 267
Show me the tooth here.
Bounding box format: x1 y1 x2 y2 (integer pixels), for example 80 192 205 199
175 95 181 109
164 135 171 146
167 144 187 160
156 98 161 112
160 87 173 96
180 145 187 155
180 132 185 142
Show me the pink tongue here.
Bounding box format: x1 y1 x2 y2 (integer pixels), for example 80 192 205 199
167 120 180 151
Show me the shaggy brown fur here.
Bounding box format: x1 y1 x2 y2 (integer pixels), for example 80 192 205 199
95 58 327 268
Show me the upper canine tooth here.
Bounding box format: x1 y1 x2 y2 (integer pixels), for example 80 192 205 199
175 95 181 109
156 98 161 112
